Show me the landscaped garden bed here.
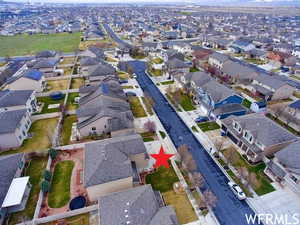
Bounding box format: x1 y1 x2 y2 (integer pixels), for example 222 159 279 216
198 121 220 132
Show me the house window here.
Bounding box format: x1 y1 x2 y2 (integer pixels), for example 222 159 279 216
92 127 96 131
22 131 26 136
290 175 298 183
19 135 22 140
256 141 263 149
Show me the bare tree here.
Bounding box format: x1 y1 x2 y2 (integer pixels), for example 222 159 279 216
186 158 197 172
203 190 217 209
144 120 156 133
191 172 205 188
213 138 225 157
177 144 189 159
173 89 181 106
270 104 285 119
237 167 250 187
225 147 238 166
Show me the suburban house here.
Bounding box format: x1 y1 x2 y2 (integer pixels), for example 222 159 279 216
192 48 213 68
193 78 243 115
166 58 190 79
30 58 61 77
77 81 134 138
250 74 296 101
81 46 105 59
0 61 27 87
208 52 230 70
229 39 255 53
265 141 300 196
79 57 105 77
5 69 45 92
221 60 258 84
87 63 117 85
0 109 31 150
221 113 298 163
36 50 60 60
84 134 148 201
267 51 297 66
0 153 30 225
265 141 300 195
98 185 179 225
0 90 37 114
163 50 184 62
172 42 192 55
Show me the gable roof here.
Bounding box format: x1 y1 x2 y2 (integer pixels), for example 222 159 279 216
0 109 28 134
0 153 24 208
222 113 297 147
209 52 230 63
186 71 212 87
202 80 237 103
275 141 300 175
0 90 33 108
222 60 257 80
88 63 116 77
98 185 178 225
289 100 300 109
254 74 291 90
36 50 57 58
84 134 146 187
32 58 59 69
167 58 190 70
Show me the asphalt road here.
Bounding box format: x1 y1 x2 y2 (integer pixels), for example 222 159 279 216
129 60 260 225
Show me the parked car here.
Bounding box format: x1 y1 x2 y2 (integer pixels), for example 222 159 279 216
228 182 246 200
126 91 137 97
133 73 137 79
195 116 209 123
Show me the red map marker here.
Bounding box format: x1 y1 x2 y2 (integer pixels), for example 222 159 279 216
150 146 174 168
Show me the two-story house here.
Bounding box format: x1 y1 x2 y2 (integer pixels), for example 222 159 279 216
0 90 37 114
84 134 148 201
221 113 297 163
0 109 31 150
208 52 230 70
265 141 300 197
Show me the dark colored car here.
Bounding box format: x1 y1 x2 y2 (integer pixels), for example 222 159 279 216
126 91 137 97
119 79 128 84
195 116 209 123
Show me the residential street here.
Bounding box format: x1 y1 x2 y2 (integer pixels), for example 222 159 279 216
129 60 259 225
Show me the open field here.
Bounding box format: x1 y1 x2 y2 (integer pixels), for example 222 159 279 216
0 32 81 57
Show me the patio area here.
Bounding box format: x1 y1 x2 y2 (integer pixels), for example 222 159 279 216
39 149 87 217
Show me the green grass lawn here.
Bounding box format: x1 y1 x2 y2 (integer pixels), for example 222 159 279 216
160 80 174 85
37 96 65 114
191 125 199 132
223 148 275 196
152 57 163 64
242 99 252 109
149 68 163 76
0 32 81 57
8 156 48 225
0 118 59 156
141 97 154 115
245 58 266 65
128 96 147 118
140 132 156 142
189 67 200 72
122 85 134 89
48 160 75 208
70 78 84 89
180 93 196 111
198 121 220 132
66 93 79 111
146 165 179 192
146 165 197 224
61 115 77 145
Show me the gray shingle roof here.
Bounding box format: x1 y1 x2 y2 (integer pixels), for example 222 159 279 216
0 153 24 207
209 52 229 63
88 63 116 77
84 134 146 187
188 71 212 87
222 113 297 147
98 185 178 225
222 60 257 80
202 80 237 102
275 141 300 175
0 109 28 134
0 90 33 108
254 74 289 90
167 58 190 70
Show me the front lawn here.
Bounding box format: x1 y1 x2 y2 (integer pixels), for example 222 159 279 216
37 96 65 114
128 96 147 118
152 57 163 64
70 78 84 89
146 165 197 224
141 97 154 115
48 160 75 208
0 32 81 57
60 57 76 65
242 99 252 109
198 121 220 132
140 132 156 142
66 93 79 111
8 156 48 225
223 148 275 196
146 165 179 192
160 80 174 85
122 85 134 89
41 213 89 225
118 71 130 80
46 79 69 92
189 67 200 72
61 115 77 145
149 68 162 76
180 93 196 111
245 58 266 65
163 190 198 224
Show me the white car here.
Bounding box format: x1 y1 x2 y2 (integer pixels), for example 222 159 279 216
228 182 246 200
133 73 137 78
